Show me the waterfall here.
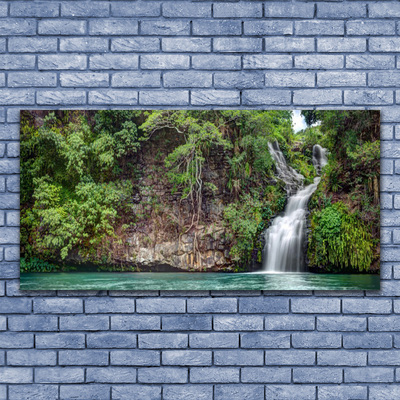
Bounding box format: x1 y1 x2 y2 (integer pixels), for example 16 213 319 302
262 143 328 273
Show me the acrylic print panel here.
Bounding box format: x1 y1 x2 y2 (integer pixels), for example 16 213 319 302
20 110 380 290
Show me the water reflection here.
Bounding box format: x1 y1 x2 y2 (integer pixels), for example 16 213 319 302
20 272 380 291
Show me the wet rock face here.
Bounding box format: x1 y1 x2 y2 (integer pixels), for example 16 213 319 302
125 227 234 271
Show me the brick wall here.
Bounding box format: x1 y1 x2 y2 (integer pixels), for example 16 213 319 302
0 1 399 399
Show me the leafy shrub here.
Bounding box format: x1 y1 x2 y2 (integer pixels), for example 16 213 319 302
308 202 373 272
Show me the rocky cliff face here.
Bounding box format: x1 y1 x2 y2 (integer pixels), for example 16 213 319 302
112 129 237 272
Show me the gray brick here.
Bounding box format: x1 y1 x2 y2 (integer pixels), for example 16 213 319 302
60 315 109 331
111 350 159 366
318 38 366 53
318 3 366 18
191 90 240 106
9 72 57 89
317 316 366 331
0 74 4 87
59 350 109 366
265 350 315 365
9 37 57 53
292 333 341 349
370 3 400 18
265 385 316 400
242 367 291 383
39 19 86 35
370 71 400 87
0 368 32 383
293 367 342 383
370 38 400 53
294 89 342 105
369 316 400 331
193 20 241 36
112 385 161 400
11 2 59 17
141 55 189 70
7 349 56 366
9 385 58 400
112 2 160 17
140 90 188 106
343 299 391 314
190 367 239 383
8 315 57 331
139 333 187 349
86 367 136 383
162 350 211 366
214 350 263 366
60 72 109 88
345 90 393 105
163 2 211 18
111 315 160 330
111 38 160 52
0 125 20 140
265 315 314 331
60 38 108 53
369 350 400 366
215 385 264 400
90 54 138 70
192 55 241 70
189 333 238 348
0 55 35 70
0 38 4 53
239 297 289 313
162 315 211 331
371 386 400 400
89 90 138 105
35 367 84 383
318 350 366 366
0 262 19 278
141 21 189 36
163 385 212 400
265 72 314 88
0 3 6 17
0 333 33 348
0 19 36 36
38 54 87 70
163 71 211 88
61 2 109 17
243 90 291 106
244 21 292 36
347 55 395 69
87 332 136 348
187 298 237 313
37 90 86 105
240 332 290 349
318 71 366 87
6 144 18 159
0 194 19 208
162 38 211 53
318 385 367 400
213 3 262 18
85 298 135 313
295 55 344 69
343 333 392 349
214 38 262 53
347 20 395 36
0 297 31 313
295 20 344 36
381 161 393 175
264 37 314 53
34 298 83 314
60 385 110 400
90 19 138 35
138 367 187 383
292 298 340 313
214 315 263 331
265 2 314 18
345 367 393 383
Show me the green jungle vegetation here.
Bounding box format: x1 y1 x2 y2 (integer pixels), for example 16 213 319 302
20 110 380 274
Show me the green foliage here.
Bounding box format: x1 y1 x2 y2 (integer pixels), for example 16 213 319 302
20 257 60 273
308 202 373 272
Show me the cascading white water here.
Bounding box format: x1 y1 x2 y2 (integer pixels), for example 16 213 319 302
263 143 328 273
